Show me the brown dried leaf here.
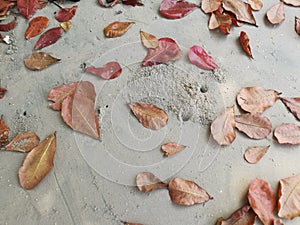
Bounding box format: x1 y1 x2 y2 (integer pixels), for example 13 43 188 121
18 132 56 190
266 2 285 25
25 16 49 39
168 178 212 206
236 86 280 114
282 0 300 7
0 115 9 147
211 107 236 146
128 102 168 130
24 52 60 71
208 11 232 34
278 173 300 219
248 0 263 11
5 132 39 153
161 142 186 157
274 219 284 225
248 178 275 225
244 146 270 164
60 21 72 32
235 114 272 139
222 0 256 25
104 21 133 38
274 123 300 145
136 172 168 193
140 30 159 49
201 0 222 14
216 205 256 225
281 97 300 120
239 31 253 58
295 17 300 35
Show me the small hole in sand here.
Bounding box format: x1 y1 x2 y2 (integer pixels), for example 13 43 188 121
200 86 208 93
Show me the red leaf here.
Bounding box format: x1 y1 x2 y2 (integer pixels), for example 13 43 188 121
55 6 78 22
98 0 120 8
34 27 63 50
248 178 275 225
188 45 218 70
25 16 49 39
239 31 253 58
296 17 300 35
142 37 182 66
0 0 16 16
159 0 198 19
0 15 17 31
0 115 9 147
266 2 285 25
216 205 256 225
17 0 39 19
85 61 122 80
122 0 143 6
274 123 300 145
0 86 7 99
281 97 300 120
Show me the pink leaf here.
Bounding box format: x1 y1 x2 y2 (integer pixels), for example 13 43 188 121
159 0 198 19
55 6 78 22
188 45 218 70
85 61 122 80
34 27 63 50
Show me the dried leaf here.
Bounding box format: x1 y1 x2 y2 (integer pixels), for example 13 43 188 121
122 0 143 6
266 2 285 25
159 0 198 19
211 107 236 146
61 82 100 139
0 15 16 31
0 86 7 99
136 172 168 193
0 115 9 147
216 205 256 225
34 27 63 50
281 97 300 120
161 142 186 157
142 37 182 66
248 178 275 225
123 222 143 225
282 0 300 7
25 16 49 39
5 132 39 153
244 146 270 164
222 0 256 25
103 21 133 38
0 0 16 16
208 11 232 34
168 178 212 206
128 102 168 130
18 132 56 190
235 114 272 139
236 86 280 114
55 5 78 22
85 61 122 80
24 52 60 71
17 0 39 19
278 173 300 219
201 0 222 13
274 123 300 145
295 17 300 35
98 0 120 8
188 45 218 70
248 0 263 11
60 21 72 32
239 31 253 59
140 30 159 49
274 219 284 225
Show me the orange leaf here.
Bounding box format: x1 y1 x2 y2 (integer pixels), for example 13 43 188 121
168 178 212 206
278 173 300 219
281 97 300 120
0 0 16 16
161 142 186 157
103 21 133 38
248 0 263 11
208 11 232 34
140 30 159 49
0 115 9 147
211 107 236 146
239 31 253 58
18 132 56 190
248 178 275 225
5 132 39 152
296 17 300 35
201 0 222 14
244 146 270 164
236 86 280 114
128 102 168 130
274 123 300 145
24 52 60 71
216 205 256 225
266 2 285 25
25 16 49 39
282 0 300 7
136 172 168 193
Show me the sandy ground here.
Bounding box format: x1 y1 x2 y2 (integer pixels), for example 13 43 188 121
0 1 300 224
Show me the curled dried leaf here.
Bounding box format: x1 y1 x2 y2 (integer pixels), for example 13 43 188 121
85 61 122 80
5 132 39 153
201 0 222 14
159 0 198 19
168 178 212 206
248 0 263 11
266 2 285 25
281 97 300 120
188 45 218 70
18 132 56 190
161 142 186 157
274 123 300 145
60 21 72 32
0 15 16 31
55 5 78 22
236 86 280 114
211 107 236 146
244 146 270 164
103 21 133 38
296 17 300 35
239 31 253 58
128 102 168 130
25 16 49 39
136 172 168 192
216 205 256 225
0 115 9 147
140 30 159 49
274 219 284 225
98 0 120 7
282 0 300 7
208 11 232 34
24 52 61 71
